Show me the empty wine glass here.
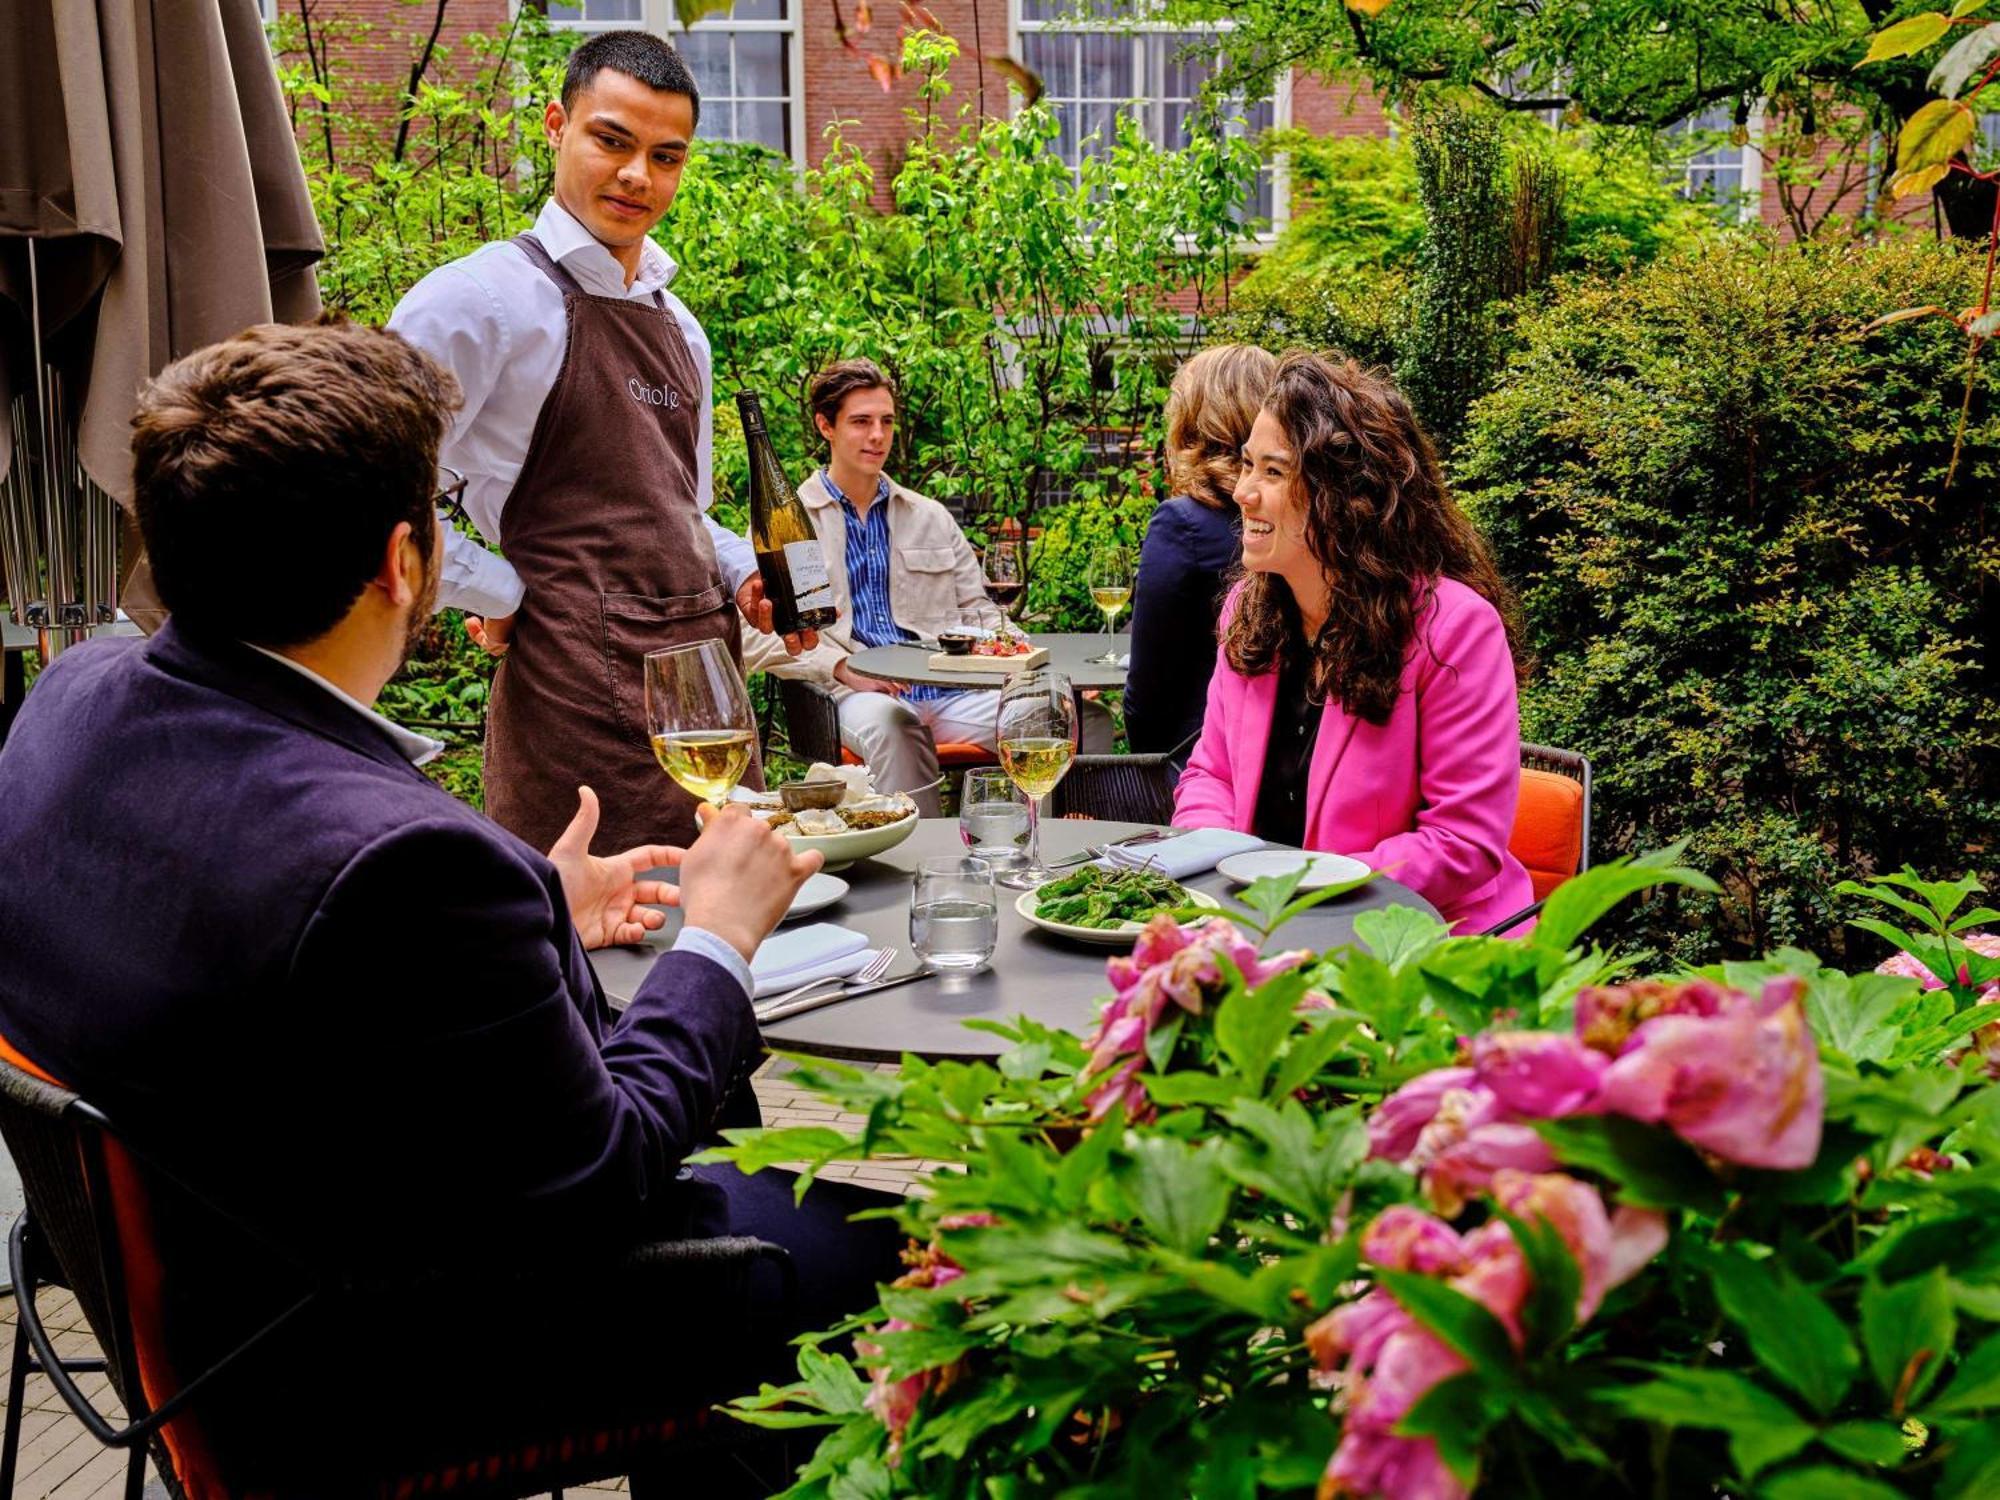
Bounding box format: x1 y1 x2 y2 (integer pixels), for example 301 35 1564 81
994 668 1079 890
644 639 757 808
1087 549 1132 665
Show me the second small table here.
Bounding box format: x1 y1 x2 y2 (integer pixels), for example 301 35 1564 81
845 632 1131 693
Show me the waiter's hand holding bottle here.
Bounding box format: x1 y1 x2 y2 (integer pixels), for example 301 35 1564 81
734 574 819 656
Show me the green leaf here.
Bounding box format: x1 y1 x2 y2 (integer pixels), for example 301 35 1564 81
1862 1269 1958 1408
1927 1331 2000 1413
1270 1012 1364 1098
1952 1278 2000 1321
798 1346 870 1416
1054 1101 1122 1210
1352 904 1450 966
1395 1372 1492 1485
1939 1418 2000 1499
1533 1115 1728 1215
1857 11 1952 66
1898 98 1980 174
1760 1466 1907 1500
1595 1367 1813 1479
1818 1421 1908 1467
1530 847 1718 954
1804 970 1916 1064
1118 1136 1233 1255
1498 1208 1583 1354
1215 964 1311 1090
1705 1249 1861 1416
1218 1099 1366 1224
1378 1268 1519 1379
1955 0 1990 16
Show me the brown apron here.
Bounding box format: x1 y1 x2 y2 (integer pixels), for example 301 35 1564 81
484 233 751 856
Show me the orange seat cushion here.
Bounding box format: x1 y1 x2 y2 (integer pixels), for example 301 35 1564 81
841 744 997 769
1512 768 1585 901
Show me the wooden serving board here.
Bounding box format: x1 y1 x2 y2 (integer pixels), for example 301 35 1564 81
926 646 1050 673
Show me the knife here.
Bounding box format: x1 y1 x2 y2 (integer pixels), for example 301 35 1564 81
754 967 935 1025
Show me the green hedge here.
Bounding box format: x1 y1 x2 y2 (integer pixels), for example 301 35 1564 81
1457 234 1999 960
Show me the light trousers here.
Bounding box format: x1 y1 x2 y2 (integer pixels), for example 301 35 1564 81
838 689 1114 816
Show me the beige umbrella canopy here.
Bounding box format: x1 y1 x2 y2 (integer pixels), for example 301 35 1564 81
0 0 323 641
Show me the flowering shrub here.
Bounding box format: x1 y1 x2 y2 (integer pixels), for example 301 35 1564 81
709 857 2000 1497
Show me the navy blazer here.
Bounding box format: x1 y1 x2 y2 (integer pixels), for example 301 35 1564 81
0 623 759 1269
1124 495 1241 758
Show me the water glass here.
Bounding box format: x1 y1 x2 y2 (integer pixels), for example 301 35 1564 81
959 768 1030 868
910 856 998 972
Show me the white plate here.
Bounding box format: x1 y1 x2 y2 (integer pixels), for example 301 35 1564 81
783 872 850 922
1015 885 1223 946
771 810 920 871
1216 850 1371 890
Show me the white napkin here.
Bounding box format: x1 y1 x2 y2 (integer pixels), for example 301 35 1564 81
750 924 875 998
1104 828 1265 879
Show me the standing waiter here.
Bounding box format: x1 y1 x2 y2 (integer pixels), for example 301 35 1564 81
390 31 812 853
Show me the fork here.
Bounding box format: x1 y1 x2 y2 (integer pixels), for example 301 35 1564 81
1046 829 1169 871
756 946 897 1011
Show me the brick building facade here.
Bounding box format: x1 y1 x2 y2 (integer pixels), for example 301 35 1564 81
282 0 1819 256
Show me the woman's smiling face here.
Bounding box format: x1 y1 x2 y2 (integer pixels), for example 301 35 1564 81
1234 407 1315 585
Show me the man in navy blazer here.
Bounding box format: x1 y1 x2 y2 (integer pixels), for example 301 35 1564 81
0 321 899 1492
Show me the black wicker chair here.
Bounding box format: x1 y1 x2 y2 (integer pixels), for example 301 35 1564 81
0 1051 794 1499
1048 733 1199 826
778 677 999 777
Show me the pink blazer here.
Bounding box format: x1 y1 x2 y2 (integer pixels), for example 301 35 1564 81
1175 578 1534 933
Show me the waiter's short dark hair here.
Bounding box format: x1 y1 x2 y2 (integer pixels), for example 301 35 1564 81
131 321 460 650
562 31 702 131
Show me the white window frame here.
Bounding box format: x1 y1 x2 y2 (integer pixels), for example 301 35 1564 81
533 0 806 167
1670 102 1762 222
1006 0 1291 245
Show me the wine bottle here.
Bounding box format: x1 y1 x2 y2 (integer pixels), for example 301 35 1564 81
737 391 838 635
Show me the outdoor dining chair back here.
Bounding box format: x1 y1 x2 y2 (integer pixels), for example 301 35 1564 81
0 1041 800 1498
1049 734 1198 825
1482 743 1594 937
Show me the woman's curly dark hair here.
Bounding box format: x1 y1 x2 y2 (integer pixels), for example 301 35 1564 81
1222 352 1526 724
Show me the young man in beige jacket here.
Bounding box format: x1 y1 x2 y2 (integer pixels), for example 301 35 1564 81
740 359 1110 814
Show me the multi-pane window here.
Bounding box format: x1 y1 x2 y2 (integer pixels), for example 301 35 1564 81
1673 106 1756 217
545 0 797 157
1016 0 1281 230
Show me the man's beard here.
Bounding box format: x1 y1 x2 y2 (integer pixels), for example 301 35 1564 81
396 554 442 670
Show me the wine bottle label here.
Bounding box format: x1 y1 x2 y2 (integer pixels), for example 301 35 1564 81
786 540 835 612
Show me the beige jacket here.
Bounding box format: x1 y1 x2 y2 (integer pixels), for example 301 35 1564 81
740 471 1005 695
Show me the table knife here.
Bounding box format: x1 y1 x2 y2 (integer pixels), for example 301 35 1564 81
754 967 934 1025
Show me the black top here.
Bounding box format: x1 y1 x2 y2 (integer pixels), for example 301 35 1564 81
1124 496 1241 759
1252 648 1322 848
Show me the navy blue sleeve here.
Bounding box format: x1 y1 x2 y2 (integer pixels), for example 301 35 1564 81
287 820 760 1257
1126 504 1217 755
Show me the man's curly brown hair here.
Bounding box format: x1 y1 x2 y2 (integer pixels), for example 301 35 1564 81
1221 352 1525 724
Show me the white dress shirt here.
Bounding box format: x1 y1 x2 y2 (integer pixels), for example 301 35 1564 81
389 199 757 620
247 641 754 998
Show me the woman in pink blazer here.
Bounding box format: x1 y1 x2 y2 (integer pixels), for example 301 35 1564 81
1174 353 1534 933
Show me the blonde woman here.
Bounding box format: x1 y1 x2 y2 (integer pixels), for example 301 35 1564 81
1124 344 1278 759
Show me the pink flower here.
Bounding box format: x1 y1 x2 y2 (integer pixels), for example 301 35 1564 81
1081 917 1307 1123
1366 1068 1479 1161
1488 1170 1666 1322
1598 976 1823 1169
1361 1206 1469 1275
1470 1031 1609 1117
1321 1325 1470 1500
1424 1123 1559 1216
1574 977 1727 1055
859 1317 924 1450
1306 1289 1409 1379
1876 932 2000 1005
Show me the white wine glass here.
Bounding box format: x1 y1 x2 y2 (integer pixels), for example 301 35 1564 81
994 668 1079 890
982 536 1025 617
644 639 758 809
1087 549 1133 665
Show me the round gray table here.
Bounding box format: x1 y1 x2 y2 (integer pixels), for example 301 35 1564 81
845 632 1131 693
588 817 1439 1063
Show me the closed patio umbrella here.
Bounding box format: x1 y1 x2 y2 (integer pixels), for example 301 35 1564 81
0 0 323 655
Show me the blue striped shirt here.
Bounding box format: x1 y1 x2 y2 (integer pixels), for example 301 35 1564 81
823 469 944 704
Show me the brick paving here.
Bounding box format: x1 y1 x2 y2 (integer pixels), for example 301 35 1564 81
0 1058 924 1496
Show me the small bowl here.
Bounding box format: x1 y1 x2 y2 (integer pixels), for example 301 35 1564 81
936 631 978 656
780 779 848 812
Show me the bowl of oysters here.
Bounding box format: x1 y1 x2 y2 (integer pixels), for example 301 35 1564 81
739 763 920 870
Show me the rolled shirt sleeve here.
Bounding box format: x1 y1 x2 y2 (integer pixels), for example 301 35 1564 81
438 521 526 618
